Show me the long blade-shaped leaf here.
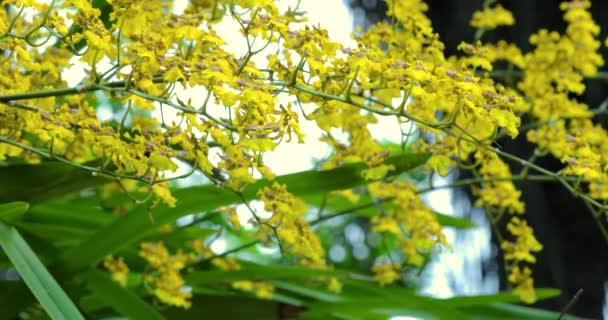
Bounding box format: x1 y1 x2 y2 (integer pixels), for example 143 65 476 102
28 200 112 229
303 193 476 229
0 206 84 320
460 303 591 320
0 162 106 204
442 288 561 307
84 270 165 320
60 153 430 271
0 201 29 224
162 295 280 320
186 265 347 285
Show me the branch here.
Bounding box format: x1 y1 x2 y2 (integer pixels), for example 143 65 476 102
271 80 453 130
0 76 164 102
557 289 583 320
0 135 190 185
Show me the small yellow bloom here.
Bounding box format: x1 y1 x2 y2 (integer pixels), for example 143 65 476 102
371 216 401 235
470 5 515 29
327 277 343 293
508 266 537 303
489 108 520 138
502 217 543 263
232 281 274 299
103 256 129 286
151 183 177 208
372 262 401 286
164 66 186 82
139 242 194 309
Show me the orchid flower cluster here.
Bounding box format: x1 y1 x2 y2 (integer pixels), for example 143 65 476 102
0 0 606 307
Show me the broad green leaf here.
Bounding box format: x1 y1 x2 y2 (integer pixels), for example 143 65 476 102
304 296 468 320
0 221 84 320
442 288 561 307
432 211 477 229
0 201 29 224
146 227 216 248
308 283 575 320
79 294 112 313
190 283 305 307
16 223 91 241
16 220 213 248
271 281 342 302
162 294 280 320
0 162 106 204
186 265 347 285
24 201 209 246
84 270 165 320
460 302 590 320
304 193 476 229
0 281 34 320
28 200 112 228
58 182 235 272
270 292 305 306
59 153 430 272
0 230 62 265
280 279 467 320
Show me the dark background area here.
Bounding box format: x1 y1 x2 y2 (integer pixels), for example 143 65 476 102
347 0 608 318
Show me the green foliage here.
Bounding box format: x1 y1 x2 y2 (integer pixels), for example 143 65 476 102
58 152 431 272
84 270 165 320
0 203 84 320
0 201 29 224
0 154 580 319
0 162 105 203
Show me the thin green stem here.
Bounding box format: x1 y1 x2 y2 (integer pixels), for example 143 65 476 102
416 174 580 194
0 76 164 102
0 135 186 185
272 80 452 129
489 69 608 81
1 101 39 112
446 128 608 210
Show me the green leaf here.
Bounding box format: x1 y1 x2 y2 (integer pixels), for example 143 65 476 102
0 281 34 320
58 184 233 272
16 223 91 241
460 303 591 320
271 281 342 302
304 193 476 229
162 295 280 320
145 227 216 248
304 295 468 320
59 153 430 272
0 231 62 266
28 200 112 228
278 279 469 320
84 270 165 320
0 201 29 224
443 288 561 307
432 211 477 229
0 162 106 204
0 221 84 320
270 292 305 306
186 265 347 286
